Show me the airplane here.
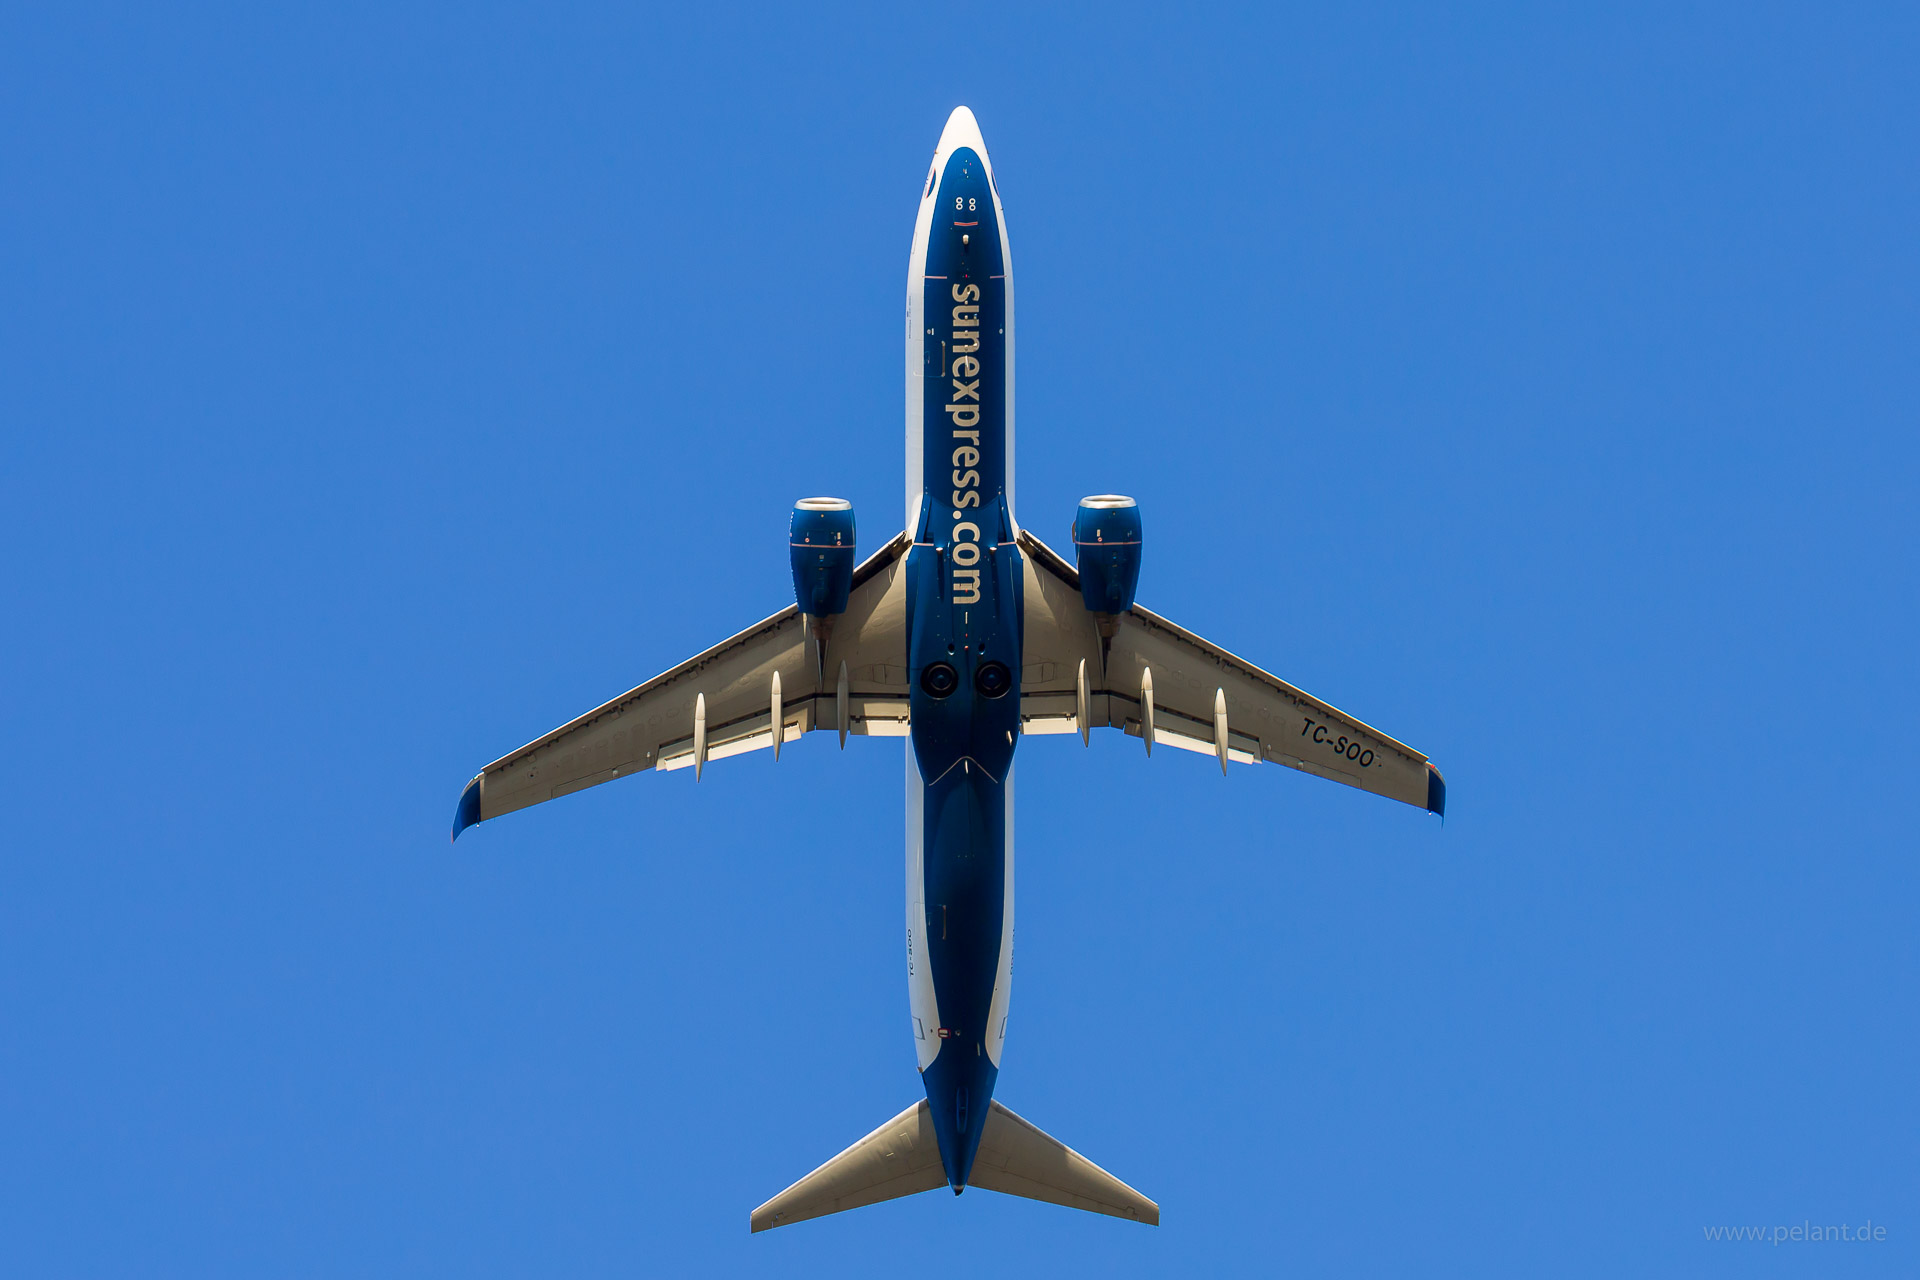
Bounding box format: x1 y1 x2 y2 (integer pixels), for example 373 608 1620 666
450 106 1445 1232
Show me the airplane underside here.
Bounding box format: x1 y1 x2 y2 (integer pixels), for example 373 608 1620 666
450 105 1444 1233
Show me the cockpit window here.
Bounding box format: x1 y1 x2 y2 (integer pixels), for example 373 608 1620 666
925 167 936 198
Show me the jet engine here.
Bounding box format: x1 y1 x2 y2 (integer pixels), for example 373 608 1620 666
1072 495 1141 615
790 497 856 616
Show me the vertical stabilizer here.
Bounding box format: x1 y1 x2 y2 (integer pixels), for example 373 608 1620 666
969 1100 1159 1225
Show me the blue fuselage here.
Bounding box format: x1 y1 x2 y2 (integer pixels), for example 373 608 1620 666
904 140 1021 1189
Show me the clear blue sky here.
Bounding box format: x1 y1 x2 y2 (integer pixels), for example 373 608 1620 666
3 3 1914 1276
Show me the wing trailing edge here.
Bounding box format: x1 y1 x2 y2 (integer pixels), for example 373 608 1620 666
450 532 911 839
1015 529 1446 815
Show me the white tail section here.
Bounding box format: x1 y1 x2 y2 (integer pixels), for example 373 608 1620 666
970 1100 1159 1225
749 1098 1157 1232
750 1101 945 1232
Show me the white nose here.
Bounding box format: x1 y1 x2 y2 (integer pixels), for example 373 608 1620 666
935 106 990 164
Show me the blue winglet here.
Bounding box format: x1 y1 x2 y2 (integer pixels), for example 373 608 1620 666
1425 765 1447 818
451 774 483 843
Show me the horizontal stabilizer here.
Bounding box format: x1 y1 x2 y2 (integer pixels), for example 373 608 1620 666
750 1101 945 1232
971 1100 1158 1225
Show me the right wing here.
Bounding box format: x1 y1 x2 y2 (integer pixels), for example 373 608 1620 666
453 532 912 839
1016 530 1445 814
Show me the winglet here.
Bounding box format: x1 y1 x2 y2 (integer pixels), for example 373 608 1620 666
451 774 483 843
1425 764 1446 818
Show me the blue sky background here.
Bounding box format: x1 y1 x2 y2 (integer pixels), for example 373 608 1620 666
3 3 1914 1276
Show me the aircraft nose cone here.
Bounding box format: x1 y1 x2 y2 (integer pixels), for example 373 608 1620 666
937 105 989 160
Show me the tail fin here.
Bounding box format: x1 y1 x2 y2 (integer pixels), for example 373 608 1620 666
971 1100 1159 1225
749 1099 1158 1232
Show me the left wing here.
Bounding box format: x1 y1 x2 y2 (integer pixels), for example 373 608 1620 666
1016 531 1445 814
452 533 913 839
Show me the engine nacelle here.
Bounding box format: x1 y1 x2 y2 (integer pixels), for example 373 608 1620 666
1073 495 1142 614
790 497 856 616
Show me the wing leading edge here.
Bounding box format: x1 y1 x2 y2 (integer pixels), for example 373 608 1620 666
1016 530 1445 815
452 532 913 840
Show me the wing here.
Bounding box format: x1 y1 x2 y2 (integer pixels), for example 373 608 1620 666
1016 531 1445 814
452 532 913 839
